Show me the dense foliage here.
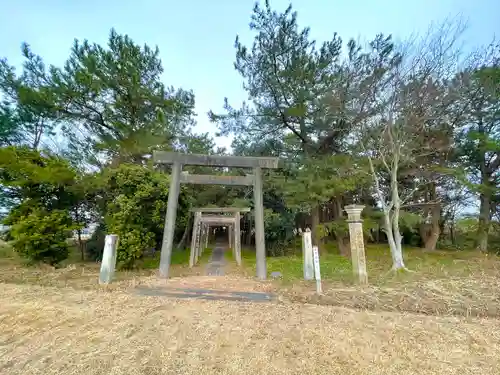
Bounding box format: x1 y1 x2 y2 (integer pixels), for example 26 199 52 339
7 208 75 265
98 164 188 268
0 2 498 268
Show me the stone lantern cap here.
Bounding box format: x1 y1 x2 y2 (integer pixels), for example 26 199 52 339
344 204 365 222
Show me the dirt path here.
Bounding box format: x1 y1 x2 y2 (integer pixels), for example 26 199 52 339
205 243 226 276
0 282 499 375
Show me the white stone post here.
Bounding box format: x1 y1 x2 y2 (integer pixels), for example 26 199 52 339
99 234 119 284
194 216 202 264
312 245 322 294
302 228 314 280
234 211 242 266
344 204 368 284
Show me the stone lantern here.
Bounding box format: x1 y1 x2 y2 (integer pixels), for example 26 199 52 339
344 204 368 284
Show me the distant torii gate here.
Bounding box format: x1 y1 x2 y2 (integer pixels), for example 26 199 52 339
153 151 280 280
189 207 250 268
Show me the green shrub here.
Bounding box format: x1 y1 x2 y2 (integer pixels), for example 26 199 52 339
263 209 296 256
0 243 14 258
9 209 75 265
114 228 156 269
99 164 188 268
86 222 107 261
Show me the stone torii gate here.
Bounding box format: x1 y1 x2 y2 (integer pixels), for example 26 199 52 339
153 151 280 280
189 207 250 268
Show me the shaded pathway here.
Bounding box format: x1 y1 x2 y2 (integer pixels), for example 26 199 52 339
135 286 275 302
205 243 225 276
133 243 277 302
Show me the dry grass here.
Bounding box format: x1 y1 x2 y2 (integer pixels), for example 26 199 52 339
0 245 211 290
1 282 499 375
231 245 500 317
1 243 500 318
1 244 500 373
287 276 500 318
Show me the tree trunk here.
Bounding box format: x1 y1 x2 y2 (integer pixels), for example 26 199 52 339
311 205 322 252
423 209 441 251
383 213 405 270
337 237 351 257
420 206 441 251
391 211 406 270
332 197 350 256
389 161 405 270
176 215 191 250
246 214 253 246
389 168 405 270
450 223 456 245
477 193 491 252
422 183 441 251
77 229 85 261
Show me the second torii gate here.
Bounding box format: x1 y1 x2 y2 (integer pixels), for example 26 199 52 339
153 151 280 280
189 207 250 268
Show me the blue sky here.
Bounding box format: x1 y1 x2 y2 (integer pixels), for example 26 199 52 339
0 0 498 149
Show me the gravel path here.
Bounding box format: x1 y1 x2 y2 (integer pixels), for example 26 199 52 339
135 285 275 302
206 243 225 276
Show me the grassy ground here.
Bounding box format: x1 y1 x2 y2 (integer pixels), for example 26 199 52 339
2 242 500 317
226 244 500 318
233 244 499 284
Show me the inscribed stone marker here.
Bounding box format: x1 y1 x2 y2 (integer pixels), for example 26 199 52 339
234 211 242 265
194 218 202 263
312 245 322 294
302 229 314 280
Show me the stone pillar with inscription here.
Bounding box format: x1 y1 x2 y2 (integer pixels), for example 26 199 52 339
234 211 241 265
344 204 368 284
302 228 314 280
194 216 203 264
